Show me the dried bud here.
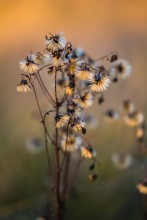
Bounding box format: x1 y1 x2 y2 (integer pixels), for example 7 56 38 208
110 54 118 62
88 173 98 182
89 163 95 171
82 127 86 134
98 96 104 104
112 77 118 82
47 66 54 75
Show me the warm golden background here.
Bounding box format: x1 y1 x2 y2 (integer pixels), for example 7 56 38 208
0 0 147 219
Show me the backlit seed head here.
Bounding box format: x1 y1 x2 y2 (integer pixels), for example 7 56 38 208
122 100 135 114
45 32 67 52
75 70 93 80
124 111 144 127
16 80 31 93
26 138 43 154
135 127 144 142
111 153 133 169
89 73 110 93
61 134 82 152
137 179 147 194
74 93 93 109
65 86 74 96
110 59 132 79
19 56 39 74
56 115 70 128
71 118 85 132
88 173 98 182
81 146 96 159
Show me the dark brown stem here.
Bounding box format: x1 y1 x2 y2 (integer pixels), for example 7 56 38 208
62 153 71 199
43 113 53 171
60 123 69 171
60 93 68 105
54 68 63 220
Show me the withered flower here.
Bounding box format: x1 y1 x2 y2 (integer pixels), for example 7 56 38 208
124 111 144 127
61 134 82 152
17 80 31 93
74 92 93 109
89 72 110 92
19 55 39 74
70 117 86 133
75 63 92 80
110 59 132 79
88 173 98 182
111 153 133 169
81 146 96 159
56 115 70 128
45 32 67 52
137 179 147 194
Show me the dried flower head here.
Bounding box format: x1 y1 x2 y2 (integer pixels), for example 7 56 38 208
19 55 39 74
47 66 54 75
70 117 86 133
51 50 64 67
81 146 96 159
137 179 147 194
124 111 144 127
135 127 144 142
74 93 93 109
122 100 135 114
45 32 67 52
111 153 133 169
65 86 74 96
16 80 31 93
110 59 132 80
75 68 93 80
88 173 98 182
26 138 43 154
56 115 70 128
67 58 82 75
89 72 110 92
61 134 82 152
35 52 51 65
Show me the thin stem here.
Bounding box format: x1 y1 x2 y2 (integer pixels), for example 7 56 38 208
95 51 118 62
43 113 53 171
36 75 54 106
60 123 69 171
31 83 43 119
64 157 83 196
38 64 51 72
43 126 51 172
38 73 55 105
30 80 54 165
62 153 71 200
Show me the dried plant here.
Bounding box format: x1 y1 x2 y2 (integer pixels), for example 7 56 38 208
17 32 146 220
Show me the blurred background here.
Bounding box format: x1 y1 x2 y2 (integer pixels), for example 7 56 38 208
0 0 147 219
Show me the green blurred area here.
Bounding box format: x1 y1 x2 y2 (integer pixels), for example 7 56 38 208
0 0 147 219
